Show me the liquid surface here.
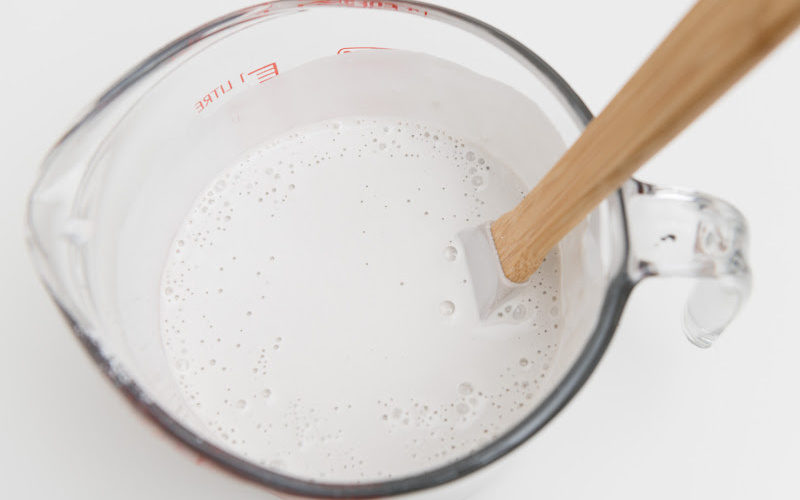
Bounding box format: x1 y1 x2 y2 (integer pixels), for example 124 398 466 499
161 117 563 481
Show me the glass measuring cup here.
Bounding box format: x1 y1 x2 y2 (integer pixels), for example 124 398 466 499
26 1 751 498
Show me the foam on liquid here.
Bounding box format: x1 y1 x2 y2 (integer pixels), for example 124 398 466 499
160 53 565 483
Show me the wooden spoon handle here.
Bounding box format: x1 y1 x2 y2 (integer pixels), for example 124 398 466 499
491 0 800 283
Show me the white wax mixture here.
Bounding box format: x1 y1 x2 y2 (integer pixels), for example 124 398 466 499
160 53 565 483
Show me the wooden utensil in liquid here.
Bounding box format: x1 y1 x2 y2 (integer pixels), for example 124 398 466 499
491 0 800 283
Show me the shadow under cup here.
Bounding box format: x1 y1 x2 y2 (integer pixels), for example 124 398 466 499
26 2 749 498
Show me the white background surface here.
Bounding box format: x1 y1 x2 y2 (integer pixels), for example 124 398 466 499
2 0 799 498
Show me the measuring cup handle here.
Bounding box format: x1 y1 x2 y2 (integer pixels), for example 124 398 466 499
623 180 751 347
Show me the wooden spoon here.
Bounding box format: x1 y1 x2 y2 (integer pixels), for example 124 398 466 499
490 0 800 284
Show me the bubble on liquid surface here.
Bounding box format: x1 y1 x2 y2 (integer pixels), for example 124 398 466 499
214 180 227 193
512 304 526 320
439 300 455 316
465 151 476 162
471 176 484 187
443 245 458 262
456 402 470 415
236 399 248 409
519 358 529 368
175 359 189 372
457 382 474 396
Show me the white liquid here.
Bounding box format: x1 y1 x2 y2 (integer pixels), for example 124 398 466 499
160 52 565 483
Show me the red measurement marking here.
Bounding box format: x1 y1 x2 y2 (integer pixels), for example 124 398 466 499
194 61 279 113
297 1 427 15
337 46 389 54
247 62 279 83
